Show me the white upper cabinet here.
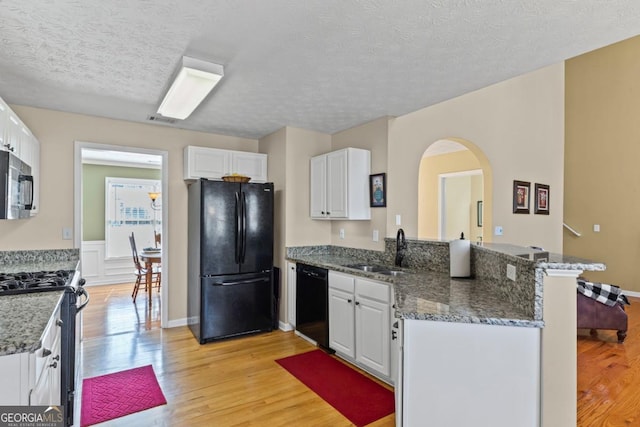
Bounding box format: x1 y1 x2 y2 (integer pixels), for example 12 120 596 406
184 146 268 182
0 95 41 216
310 147 371 220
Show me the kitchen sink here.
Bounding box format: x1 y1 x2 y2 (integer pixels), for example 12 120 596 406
342 264 406 276
378 269 405 276
342 263 386 272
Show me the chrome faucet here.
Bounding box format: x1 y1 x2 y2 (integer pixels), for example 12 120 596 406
395 228 407 267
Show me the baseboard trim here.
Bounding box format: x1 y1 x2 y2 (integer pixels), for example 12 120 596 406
624 289 640 298
279 321 293 332
166 317 188 328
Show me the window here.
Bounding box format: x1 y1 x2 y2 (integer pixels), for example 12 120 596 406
105 177 161 259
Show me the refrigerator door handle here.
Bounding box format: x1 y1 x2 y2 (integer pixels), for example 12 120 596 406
235 192 241 264
241 192 247 263
215 277 270 286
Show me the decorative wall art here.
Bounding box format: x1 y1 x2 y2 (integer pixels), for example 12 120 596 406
512 180 530 214
369 173 386 207
534 183 550 215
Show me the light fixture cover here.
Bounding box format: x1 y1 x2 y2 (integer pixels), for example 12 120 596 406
157 56 224 120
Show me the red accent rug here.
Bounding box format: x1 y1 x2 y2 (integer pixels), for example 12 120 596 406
80 365 167 427
276 349 395 426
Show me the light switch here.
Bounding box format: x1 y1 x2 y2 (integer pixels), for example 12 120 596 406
339 229 345 239
494 226 503 236
62 227 72 240
593 224 600 232
395 215 402 226
373 230 379 242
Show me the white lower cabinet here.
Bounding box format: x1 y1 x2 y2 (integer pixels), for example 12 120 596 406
0 302 62 406
329 271 393 383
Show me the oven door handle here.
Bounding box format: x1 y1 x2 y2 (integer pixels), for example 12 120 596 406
76 287 90 312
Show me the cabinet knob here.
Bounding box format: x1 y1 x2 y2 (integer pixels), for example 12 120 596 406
347 299 352 304
56 319 63 327
49 361 58 369
392 330 398 340
355 301 360 306
321 211 325 215
52 355 60 361
326 212 330 215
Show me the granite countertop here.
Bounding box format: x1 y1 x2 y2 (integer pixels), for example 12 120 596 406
287 254 542 328
0 260 79 274
0 291 64 356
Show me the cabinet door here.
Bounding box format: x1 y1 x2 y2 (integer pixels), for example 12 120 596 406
29 137 40 215
0 99 8 152
310 155 327 218
287 262 297 328
356 295 391 377
6 112 22 156
326 150 348 218
184 146 230 180
329 287 356 358
231 152 267 182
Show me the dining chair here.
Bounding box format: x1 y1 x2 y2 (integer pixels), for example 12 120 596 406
129 232 160 302
154 230 161 248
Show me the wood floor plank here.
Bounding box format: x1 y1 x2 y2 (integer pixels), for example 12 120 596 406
79 283 395 426
577 296 640 427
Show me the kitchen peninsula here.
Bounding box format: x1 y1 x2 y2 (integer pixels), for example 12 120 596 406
287 238 604 427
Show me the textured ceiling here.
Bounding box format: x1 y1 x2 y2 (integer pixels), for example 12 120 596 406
1 1 640 139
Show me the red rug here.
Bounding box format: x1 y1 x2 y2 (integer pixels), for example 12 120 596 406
276 349 395 426
80 365 167 426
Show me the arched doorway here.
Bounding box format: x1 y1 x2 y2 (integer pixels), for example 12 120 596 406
418 138 493 242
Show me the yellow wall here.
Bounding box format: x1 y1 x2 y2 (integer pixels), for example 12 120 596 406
418 149 482 240
388 64 565 253
565 35 640 291
331 117 390 250
1 105 257 323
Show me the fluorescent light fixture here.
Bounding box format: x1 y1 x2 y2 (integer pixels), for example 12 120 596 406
157 56 224 120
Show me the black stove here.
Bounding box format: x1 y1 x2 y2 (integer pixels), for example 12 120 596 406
0 270 75 294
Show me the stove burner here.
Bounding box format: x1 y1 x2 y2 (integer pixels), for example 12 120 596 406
0 270 75 295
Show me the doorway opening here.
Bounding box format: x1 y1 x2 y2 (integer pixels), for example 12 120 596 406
418 138 492 242
74 142 169 328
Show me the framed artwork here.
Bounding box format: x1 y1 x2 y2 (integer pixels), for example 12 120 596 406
534 183 550 215
512 180 530 214
369 173 386 207
477 201 483 227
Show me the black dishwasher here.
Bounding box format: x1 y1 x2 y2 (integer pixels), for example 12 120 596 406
296 263 330 350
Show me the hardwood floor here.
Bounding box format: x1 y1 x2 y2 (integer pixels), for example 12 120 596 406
78 283 395 426
577 296 640 427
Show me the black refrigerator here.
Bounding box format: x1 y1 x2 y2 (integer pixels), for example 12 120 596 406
187 178 274 343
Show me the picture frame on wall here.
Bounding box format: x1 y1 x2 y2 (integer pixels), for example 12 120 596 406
534 183 550 215
513 180 530 214
369 173 386 207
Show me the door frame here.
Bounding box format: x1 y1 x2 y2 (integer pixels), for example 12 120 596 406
438 169 482 241
73 141 169 328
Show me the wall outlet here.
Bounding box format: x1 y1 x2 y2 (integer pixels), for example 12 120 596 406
494 226 503 236
372 229 379 242
62 227 72 240
339 229 345 239
506 264 516 281
593 224 600 232
395 215 402 226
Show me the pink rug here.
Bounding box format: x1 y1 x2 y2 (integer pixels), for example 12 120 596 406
80 365 167 426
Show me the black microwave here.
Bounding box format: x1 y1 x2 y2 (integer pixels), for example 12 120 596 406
0 150 33 219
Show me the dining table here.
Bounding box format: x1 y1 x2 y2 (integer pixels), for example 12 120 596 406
139 250 161 306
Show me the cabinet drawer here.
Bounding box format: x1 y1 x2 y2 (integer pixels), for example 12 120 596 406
329 271 354 293
356 278 389 303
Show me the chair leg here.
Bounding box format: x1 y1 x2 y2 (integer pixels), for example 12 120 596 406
132 276 141 302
